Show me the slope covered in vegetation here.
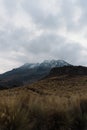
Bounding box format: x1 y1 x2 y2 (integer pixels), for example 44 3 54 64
0 66 87 129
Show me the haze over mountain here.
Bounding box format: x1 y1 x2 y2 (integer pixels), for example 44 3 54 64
0 60 70 88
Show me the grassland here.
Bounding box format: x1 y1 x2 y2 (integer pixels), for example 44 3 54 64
0 75 87 129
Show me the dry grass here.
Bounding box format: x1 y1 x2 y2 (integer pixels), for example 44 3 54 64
0 76 87 129
0 94 87 130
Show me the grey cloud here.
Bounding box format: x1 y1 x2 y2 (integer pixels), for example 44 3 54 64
29 34 86 65
28 33 58 54
0 0 87 72
3 0 85 31
21 0 63 29
58 0 84 31
19 0 83 32
3 0 19 16
15 32 85 65
77 0 87 26
0 27 84 65
52 42 83 64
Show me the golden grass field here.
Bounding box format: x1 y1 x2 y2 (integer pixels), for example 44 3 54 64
0 75 87 130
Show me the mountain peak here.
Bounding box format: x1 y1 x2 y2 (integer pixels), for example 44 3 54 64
41 59 70 68
21 59 70 69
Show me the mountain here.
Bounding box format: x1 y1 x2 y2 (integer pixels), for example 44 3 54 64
0 60 70 89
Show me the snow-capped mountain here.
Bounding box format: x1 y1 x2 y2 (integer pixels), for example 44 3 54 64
39 60 69 68
0 60 71 88
21 60 70 69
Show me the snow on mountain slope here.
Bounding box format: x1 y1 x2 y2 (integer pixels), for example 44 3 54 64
21 60 70 69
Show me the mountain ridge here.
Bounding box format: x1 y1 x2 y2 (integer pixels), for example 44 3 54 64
20 59 70 69
45 65 87 79
0 59 70 89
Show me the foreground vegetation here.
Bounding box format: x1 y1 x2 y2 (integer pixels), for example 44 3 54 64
0 93 87 130
0 75 87 130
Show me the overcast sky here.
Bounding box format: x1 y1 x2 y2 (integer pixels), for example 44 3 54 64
0 0 87 73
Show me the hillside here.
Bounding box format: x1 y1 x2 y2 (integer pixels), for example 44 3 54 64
0 66 87 130
1 65 87 97
16 65 87 97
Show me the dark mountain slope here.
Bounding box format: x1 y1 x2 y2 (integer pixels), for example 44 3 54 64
48 65 87 78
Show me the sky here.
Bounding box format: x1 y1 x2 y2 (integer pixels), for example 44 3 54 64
0 0 87 73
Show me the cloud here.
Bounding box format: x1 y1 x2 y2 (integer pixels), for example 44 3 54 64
0 0 87 73
21 0 63 29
